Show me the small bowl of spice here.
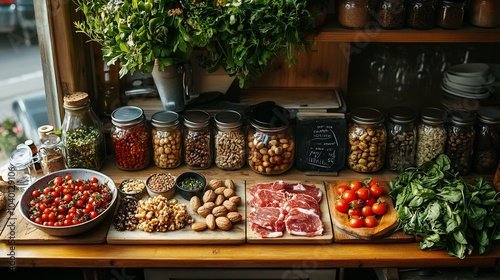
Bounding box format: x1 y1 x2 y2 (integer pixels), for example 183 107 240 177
175 172 206 201
146 173 176 199
118 178 146 199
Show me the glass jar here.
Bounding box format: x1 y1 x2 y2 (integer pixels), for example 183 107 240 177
436 0 465 29
151 111 182 169
214 110 245 170
338 0 371 28
61 92 106 170
39 134 66 175
183 110 212 169
470 0 500 28
416 107 447 166
247 104 295 175
445 110 476 175
386 106 417 171
406 0 436 29
376 0 406 29
473 107 500 173
111 106 151 170
347 107 387 173
9 144 37 190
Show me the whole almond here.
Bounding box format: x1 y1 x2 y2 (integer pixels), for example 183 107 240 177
224 179 235 190
228 195 242 205
203 189 216 203
197 206 211 218
223 188 235 198
215 194 225 206
206 214 216 230
192 222 208 232
190 196 201 212
212 205 228 217
227 212 242 223
203 202 216 211
208 179 223 190
216 216 232 231
214 186 226 195
223 200 238 212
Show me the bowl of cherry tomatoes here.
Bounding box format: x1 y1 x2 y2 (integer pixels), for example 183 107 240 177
19 168 118 236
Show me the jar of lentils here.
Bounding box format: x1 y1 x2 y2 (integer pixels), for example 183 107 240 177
375 0 406 29
151 111 182 169
182 110 212 169
473 107 500 174
436 0 465 29
416 107 447 166
338 0 371 28
470 0 500 28
111 106 151 170
445 110 476 175
347 107 387 173
406 0 436 29
386 106 417 171
247 104 295 175
214 110 245 170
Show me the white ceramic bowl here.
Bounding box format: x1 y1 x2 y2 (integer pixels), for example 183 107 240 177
447 63 490 77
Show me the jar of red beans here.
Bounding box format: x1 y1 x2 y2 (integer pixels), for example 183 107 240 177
445 110 475 175
111 106 151 170
151 111 182 169
182 110 212 169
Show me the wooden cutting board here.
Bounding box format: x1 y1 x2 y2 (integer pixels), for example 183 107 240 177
246 180 333 244
106 179 246 244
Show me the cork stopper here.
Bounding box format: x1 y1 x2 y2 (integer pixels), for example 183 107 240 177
38 125 54 138
63 92 89 107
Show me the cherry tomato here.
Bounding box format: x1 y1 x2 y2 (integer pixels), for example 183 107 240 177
361 205 373 217
335 198 349 213
349 217 364 228
336 185 349 196
89 211 99 219
355 187 370 201
348 208 362 217
349 180 363 192
57 205 67 214
65 174 72 181
64 219 72 226
341 189 357 203
63 194 72 203
90 176 99 184
32 190 40 198
364 216 377 228
364 195 376 207
349 199 364 209
369 178 381 187
43 187 51 195
372 201 387 216
369 183 384 197
53 176 63 186
75 199 84 208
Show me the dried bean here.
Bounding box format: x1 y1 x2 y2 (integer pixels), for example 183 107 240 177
152 128 182 168
347 125 386 173
147 173 176 192
215 130 245 170
416 123 446 166
184 130 212 169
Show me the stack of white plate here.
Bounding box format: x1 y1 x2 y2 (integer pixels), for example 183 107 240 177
442 63 495 100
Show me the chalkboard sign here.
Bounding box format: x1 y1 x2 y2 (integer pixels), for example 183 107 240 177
295 113 346 173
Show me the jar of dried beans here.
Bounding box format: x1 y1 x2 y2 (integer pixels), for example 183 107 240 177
436 0 465 29
473 107 500 174
347 107 387 173
39 134 66 175
214 110 245 170
406 0 436 30
111 106 151 170
338 0 371 28
182 110 212 169
470 0 500 28
151 111 182 169
375 0 406 29
386 106 417 171
445 110 476 175
416 107 447 166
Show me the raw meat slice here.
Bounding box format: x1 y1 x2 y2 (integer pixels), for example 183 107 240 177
249 180 286 196
284 208 324 237
285 183 323 203
250 224 283 238
282 193 321 216
248 188 287 208
248 207 285 233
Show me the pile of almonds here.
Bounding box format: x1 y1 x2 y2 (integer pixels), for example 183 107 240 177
190 178 242 231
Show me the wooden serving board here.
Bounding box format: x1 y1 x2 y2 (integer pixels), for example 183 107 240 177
246 180 333 244
106 179 246 244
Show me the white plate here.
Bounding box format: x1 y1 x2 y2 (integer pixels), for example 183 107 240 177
443 77 490 93
441 83 491 100
444 72 495 86
447 63 490 77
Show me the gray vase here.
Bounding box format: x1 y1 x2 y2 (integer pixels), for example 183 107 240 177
152 62 191 112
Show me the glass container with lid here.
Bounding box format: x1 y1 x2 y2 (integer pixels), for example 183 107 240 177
436 0 465 29
406 0 436 30
416 107 447 166
445 110 476 175
214 110 245 170
151 111 182 169
470 0 500 28
473 107 500 173
182 110 212 169
386 106 417 171
9 143 37 190
39 134 66 175
338 0 371 28
375 0 406 29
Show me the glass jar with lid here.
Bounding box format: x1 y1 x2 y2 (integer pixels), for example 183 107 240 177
470 0 500 28
247 104 295 175
151 111 182 169
416 107 447 166
445 110 476 175
182 110 212 169
9 143 37 190
39 134 66 175
406 0 436 30
347 107 387 173
436 0 465 29
386 106 417 171
111 106 151 170
473 107 500 173
338 0 371 28
214 110 245 170
375 0 406 29
61 92 106 170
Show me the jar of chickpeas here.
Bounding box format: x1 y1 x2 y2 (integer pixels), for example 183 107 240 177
151 111 182 169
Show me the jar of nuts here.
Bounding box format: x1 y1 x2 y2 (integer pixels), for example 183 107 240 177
214 110 245 170
416 107 447 166
445 110 476 175
386 106 417 171
151 111 182 169
375 0 406 30
473 107 500 174
182 110 213 169
247 104 295 175
347 107 387 173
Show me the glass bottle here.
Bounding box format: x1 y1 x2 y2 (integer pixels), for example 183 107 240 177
39 134 66 175
375 0 406 29
406 0 436 30
473 107 500 173
151 111 182 169
111 106 151 170
416 107 447 166
436 0 465 29
214 110 245 170
347 107 387 173
338 0 371 28
470 0 500 28
94 43 121 117
61 92 106 170
182 110 212 169
445 110 476 175
386 106 417 171
9 143 37 191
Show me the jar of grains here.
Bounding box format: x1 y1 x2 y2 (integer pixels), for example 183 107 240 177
151 111 182 169
111 106 151 170
375 0 406 29
347 107 387 173
182 110 212 169
406 0 436 29
386 106 417 171
214 110 245 170
445 110 476 175
338 0 371 28
416 107 447 166
473 107 500 173
470 0 500 28
436 0 465 29
39 134 66 175
61 92 106 170
247 104 295 175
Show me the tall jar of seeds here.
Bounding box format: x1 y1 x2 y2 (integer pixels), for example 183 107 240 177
375 0 406 29
151 111 183 169
61 92 106 170
416 107 447 166
473 107 500 174
406 0 436 29
347 107 387 173
182 110 212 169
386 106 417 171
445 110 476 175
214 110 245 170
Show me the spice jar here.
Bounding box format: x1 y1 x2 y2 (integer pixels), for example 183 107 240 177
406 0 436 29
347 107 387 173
338 0 371 28
182 110 212 169
39 134 66 175
386 106 417 171
436 0 465 29
375 0 406 29
9 144 37 190
247 104 295 175
473 107 500 173
61 92 106 170
470 0 500 28
214 110 245 170
151 111 182 169
111 106 151 170
445 110 476 175
416 107 447 166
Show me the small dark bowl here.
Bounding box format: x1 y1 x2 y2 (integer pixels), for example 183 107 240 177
175 172 206 201
118 178 146 199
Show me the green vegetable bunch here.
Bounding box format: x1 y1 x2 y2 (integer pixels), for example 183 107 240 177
390 154 500 259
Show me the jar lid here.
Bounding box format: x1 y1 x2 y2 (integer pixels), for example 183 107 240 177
151 111 179 128
420 107 445 125
449 110 475 126
182 110 211 128
63 92 90 107
9 144 33 168
40 134 62 149
249 103 290 130
214 110 242 129
111 106 145 126
350 107 384 125
476 107 500 124
389 106 416 124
